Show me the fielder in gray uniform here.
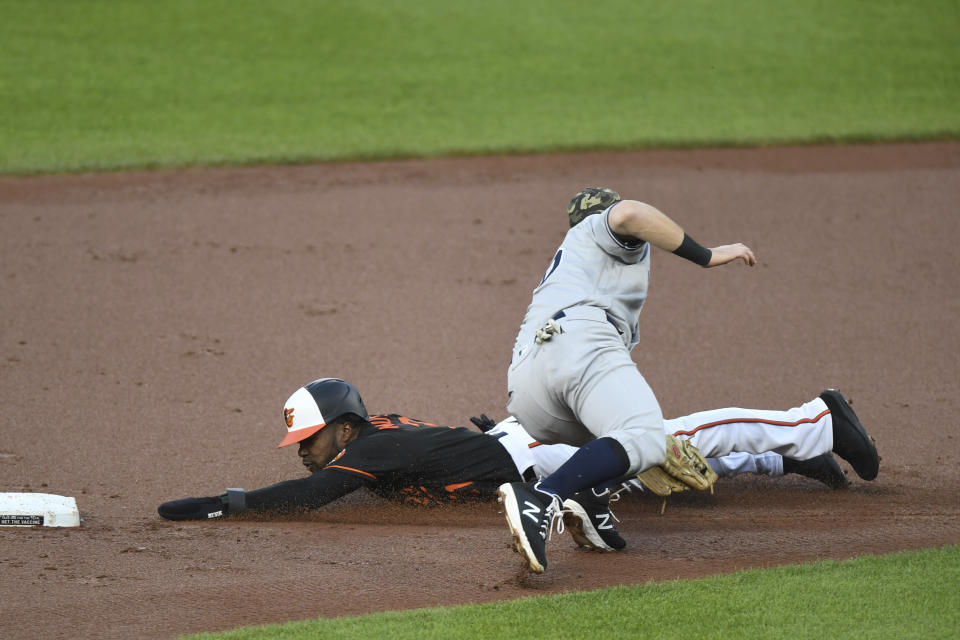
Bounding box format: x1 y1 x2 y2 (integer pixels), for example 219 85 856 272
498 188 879 573
497 187 759 573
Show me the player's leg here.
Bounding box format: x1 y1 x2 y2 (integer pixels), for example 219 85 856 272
505 318 657 499
505 426 840 554
663 391 878 480
500 320 661 569
491 418 627 552
532 320 666 499
708 451 781 477
498 325 595 573
710 451 847 488
663 397 833 461
521 442 776 481
508 416 827 484
532 329 667 553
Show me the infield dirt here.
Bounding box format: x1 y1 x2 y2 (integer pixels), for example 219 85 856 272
1 143 958 639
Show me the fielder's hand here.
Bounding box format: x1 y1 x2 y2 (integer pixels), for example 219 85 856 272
707 243 756 267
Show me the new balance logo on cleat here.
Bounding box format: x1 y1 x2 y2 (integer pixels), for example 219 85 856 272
522 500 542 524
562 489 626 552
496 482 562 573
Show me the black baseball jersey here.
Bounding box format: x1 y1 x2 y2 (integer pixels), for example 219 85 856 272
244 414 522 512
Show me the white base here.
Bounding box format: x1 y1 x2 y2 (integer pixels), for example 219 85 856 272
0 493 80 527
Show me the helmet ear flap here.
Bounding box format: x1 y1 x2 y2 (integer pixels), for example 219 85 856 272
568 187 622 227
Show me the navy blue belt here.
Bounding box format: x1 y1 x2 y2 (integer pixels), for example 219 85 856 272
551 309 623 335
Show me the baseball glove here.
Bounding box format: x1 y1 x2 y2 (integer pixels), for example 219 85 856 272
635 435 718 500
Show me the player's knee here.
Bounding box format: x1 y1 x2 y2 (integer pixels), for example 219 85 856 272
612 427 666 476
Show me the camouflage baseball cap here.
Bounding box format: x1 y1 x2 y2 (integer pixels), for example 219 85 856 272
567 187 622 227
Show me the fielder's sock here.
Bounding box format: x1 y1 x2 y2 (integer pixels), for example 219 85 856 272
595 474 634 494
537 437 631 501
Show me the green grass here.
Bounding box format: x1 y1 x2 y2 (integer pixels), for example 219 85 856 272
1 0 958 174
182 545 960 640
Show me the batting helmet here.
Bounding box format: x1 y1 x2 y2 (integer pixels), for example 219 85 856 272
277 378 368 448
567 187 622 227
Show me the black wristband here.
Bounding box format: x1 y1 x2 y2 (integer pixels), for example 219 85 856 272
672 233 712 266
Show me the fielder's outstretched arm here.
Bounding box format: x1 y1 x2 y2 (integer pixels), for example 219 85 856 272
608 200 756 267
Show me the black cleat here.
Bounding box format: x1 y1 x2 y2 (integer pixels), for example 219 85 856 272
820 389 880 480
563 488 626 551
783 453 849 489
496 482 561 573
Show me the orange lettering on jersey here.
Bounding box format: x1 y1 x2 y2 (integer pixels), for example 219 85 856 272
369 415 398 430
445 482 474 492
368 414 440 430
397 416 437 427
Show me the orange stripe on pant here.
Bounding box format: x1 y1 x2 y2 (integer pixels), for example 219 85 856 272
672 408 831 437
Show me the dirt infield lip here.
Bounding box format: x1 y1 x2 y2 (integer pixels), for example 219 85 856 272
1 142 958 640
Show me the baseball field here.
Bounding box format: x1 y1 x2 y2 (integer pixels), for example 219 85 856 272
1 2 959 639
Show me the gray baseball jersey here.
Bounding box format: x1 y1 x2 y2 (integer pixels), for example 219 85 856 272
507 206 667 475
513 206 650 355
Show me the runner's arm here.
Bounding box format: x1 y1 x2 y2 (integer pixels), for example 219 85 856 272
244 469 366 512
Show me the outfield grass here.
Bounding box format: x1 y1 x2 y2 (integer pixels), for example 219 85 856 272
1 0 958 174
181 545 960 640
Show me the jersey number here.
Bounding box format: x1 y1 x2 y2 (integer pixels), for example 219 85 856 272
539 249 563 286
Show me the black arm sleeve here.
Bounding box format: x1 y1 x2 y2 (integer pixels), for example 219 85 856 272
672 232 712 266
243 469 366 513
